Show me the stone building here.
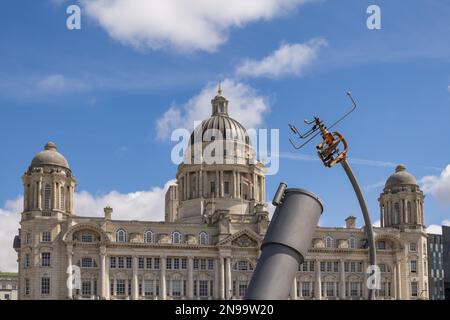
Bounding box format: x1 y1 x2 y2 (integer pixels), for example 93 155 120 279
0 272 18 300
13 90 428 300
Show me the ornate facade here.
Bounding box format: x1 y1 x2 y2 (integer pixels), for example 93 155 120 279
13 90 428 300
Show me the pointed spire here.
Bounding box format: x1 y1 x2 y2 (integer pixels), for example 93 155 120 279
217 82 222 96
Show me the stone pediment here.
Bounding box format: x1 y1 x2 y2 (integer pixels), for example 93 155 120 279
218 228 261 247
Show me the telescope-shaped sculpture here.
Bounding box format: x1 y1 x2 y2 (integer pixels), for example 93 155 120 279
245 183 323 300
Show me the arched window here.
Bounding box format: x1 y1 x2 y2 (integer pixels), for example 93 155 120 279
394 203 400 223
325 236 334 248
144 231 153 243
44 184 51 210
172 231 182 244
116 229 127 243
60 186 65 210
199 232 208 245
377 240 386 250
348 237 357 249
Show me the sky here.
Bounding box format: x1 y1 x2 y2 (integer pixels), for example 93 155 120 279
0 0 450 272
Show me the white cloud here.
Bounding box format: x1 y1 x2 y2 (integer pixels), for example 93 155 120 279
80 0 310 52
36 74 87 93
156 78 269 140
372 219 381 227
0 180 175 272
421 164 450 205
426 220 450 235
75 180 176 221
235 39 327 78
0 196 22 272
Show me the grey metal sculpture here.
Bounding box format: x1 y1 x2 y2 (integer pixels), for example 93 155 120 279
245 183 323 300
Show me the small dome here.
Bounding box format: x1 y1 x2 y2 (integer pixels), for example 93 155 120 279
30 142 70 169
385 164 417 188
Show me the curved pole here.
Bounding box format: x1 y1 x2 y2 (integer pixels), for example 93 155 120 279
340 159 376 300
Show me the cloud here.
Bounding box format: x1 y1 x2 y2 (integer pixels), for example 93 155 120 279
235 39 327 78
421 164 450 205
80 0 310 52
0 181 175 272
36 74 87 93
372 219 381 227
75 180 176 221
426 220 450 235
0 196 22 272
156 78 269 140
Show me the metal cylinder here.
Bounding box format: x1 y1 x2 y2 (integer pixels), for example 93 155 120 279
245 188 323 300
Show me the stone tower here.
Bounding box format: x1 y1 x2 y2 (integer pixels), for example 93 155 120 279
378 164 425 231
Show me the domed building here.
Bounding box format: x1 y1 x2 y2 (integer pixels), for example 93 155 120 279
14 90 429 300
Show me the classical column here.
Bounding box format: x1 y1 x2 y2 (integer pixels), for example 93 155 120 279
37 179 42 210
340 259 346 299
188 257 194 299
220 171 224 197
198 171 203 198
160 256 167 299
214 258 220 298
315 259 321 300
99 247 106 299
226 257 232 299
219 257 225 299
232 171 237 198
290 277 297 300
66 245 73 299
132 256 138 300
215 171 220 196
105 256 110 299
52 181 58 210
395 259 401 299
363 261 368 299
186 173 190 199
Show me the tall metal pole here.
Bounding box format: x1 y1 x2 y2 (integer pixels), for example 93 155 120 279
340 159 376 300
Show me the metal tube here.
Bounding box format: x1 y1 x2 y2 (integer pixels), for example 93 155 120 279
245 187 323 300
340 159 376 300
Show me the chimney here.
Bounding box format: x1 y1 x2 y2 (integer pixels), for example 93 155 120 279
104 206 113 220
345 216 356 228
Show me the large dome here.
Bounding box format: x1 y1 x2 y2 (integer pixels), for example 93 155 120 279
385 164 417 188
30 142 70 169
189 89 250 146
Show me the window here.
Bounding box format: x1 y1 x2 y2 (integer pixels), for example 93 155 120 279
302 282 312 297
118 257 124 269
116 229 127 243
60 186 65 210
208 259 214 270
210 182 216 195
138 257 144 269
167 258 172 270
199 232 209 245
24 253 30 268
25 233 31 244
224 181 230 194
380 282 391 297
199 280 209 297
81 257 96 268
41 277 50 295
194 259 199 270
377 241 386 250
82 280 92 296
146 257 152 269
126 256 132 269
144 231 153 243
143 280 155 296
325 236 334 248
172 231 182 244
81 233 93 243
116 280 126 295
44 184 51 210
173 258 180 270
411 282 418 297
348 237 357 249
200 259 207 270
181 258 187 270
41 252 51 267
410 260 417 273
110 257 117 268
42 231 51 242
25 279 30 295
172 280 182 296
409 242 417 252
326 282 335 297
234 260 253 271
154 258 160 269
350 282 361 297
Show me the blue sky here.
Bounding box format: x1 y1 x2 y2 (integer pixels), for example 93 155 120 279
1 0 450 270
